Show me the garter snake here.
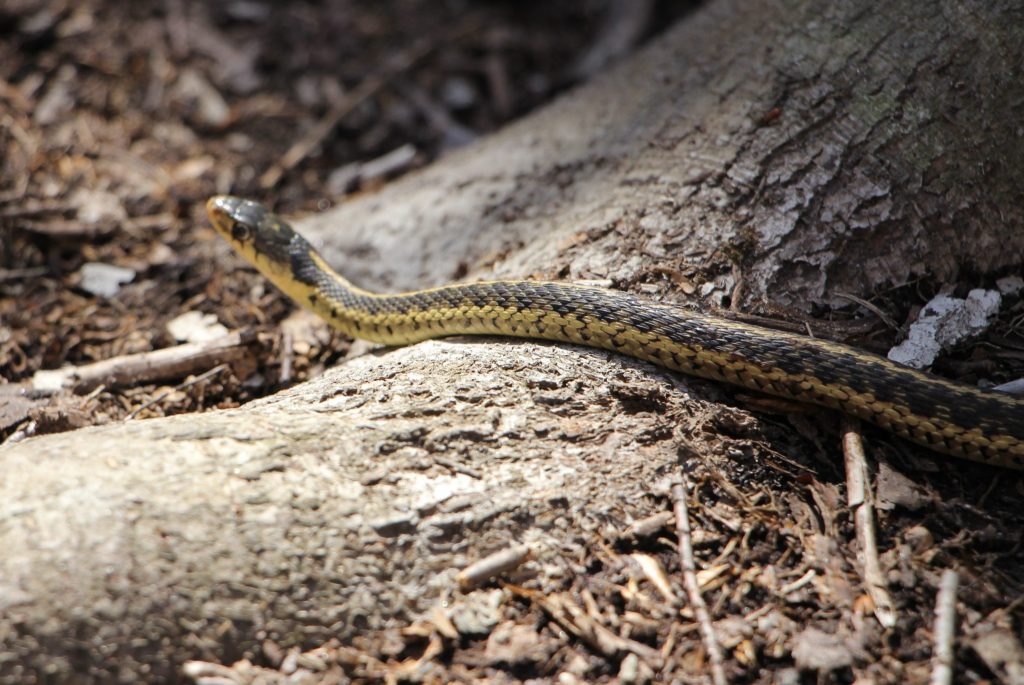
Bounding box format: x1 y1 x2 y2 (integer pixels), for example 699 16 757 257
207 195 1024 469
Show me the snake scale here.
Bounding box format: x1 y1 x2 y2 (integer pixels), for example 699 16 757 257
207 195 1024 469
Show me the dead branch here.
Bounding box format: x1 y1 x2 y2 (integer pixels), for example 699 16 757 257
31 331 256 394
929 569 958 685
842 418 897 628
672 480 728 685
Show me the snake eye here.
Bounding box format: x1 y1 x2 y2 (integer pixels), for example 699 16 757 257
231 223 251 241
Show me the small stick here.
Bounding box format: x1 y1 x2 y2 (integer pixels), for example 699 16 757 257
434 456 482 480
0 266 48 281
671 479 728 685
279 327 294 384
834 292 899 331
729 261 744 312
842 417 897 628
31 331 255 394
621 511 675 540
0 201 76 219
507 586 662 664
125 363 229 420
778 569 817 596
456 544 532 590
929 569 958 685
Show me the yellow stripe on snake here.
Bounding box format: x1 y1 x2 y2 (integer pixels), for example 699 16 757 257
207 196 1024 469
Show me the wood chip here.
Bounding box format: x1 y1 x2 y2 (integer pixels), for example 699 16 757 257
457 544 532 590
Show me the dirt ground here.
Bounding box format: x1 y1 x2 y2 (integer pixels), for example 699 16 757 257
3 2 1024 684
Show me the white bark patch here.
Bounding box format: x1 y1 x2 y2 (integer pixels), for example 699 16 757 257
887 289 1001 369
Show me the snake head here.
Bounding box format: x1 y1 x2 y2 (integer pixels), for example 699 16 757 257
207 195 337 295
206 195 300 264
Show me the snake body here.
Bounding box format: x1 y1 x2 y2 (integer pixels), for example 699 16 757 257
207 196 1024 469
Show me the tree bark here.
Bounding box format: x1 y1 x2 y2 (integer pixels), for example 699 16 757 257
3 1 1024 683
300 0 1024 309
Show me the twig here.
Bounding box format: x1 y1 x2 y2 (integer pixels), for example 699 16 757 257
506 585 663 665
31 331 256 394
842 417 897 628
279 326 294 384
259 35 441 189
0 202 77 219
729 261 744 312
456 544 532 590
630 553 678 604
621 511 675 540
929 569 958 685
126 363 229 420
834 292 899 331
434 456 482 480
0 266 49 282
357 143 419 182
671 479 728 685
778 569 817 596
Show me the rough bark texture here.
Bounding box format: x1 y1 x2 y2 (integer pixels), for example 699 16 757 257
3 1 1024 683
302 0 1024 309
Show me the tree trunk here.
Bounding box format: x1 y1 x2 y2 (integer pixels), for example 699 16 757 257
3 1 1023 683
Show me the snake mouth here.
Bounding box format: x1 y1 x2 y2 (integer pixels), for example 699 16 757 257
205 195 234 223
